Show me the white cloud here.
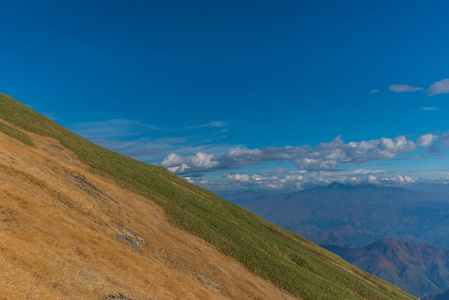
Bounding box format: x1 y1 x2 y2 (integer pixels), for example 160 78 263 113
387 78 449 96
161 153 190 173
162 134 425 175
379 175 416 185
370 89 380 94
368 175 378 184
226 173 260 183
389 84 423 93
186 167 449 191
190 152 219 169
416 133 442 154
161 152 218 173
428 79 449 96
161 153 185 167
221 169 423 191
422 107 439 111
416 134 436 148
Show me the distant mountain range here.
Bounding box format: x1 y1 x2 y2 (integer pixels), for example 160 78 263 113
323 238 449 298
422 289 449 300
223 183 449 248
408 183 449 195
223 183 449 298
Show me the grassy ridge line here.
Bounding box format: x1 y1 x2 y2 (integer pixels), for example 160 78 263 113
0 121 35 147
0 93 416 300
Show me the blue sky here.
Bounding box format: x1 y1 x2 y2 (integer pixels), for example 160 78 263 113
1 0 449 191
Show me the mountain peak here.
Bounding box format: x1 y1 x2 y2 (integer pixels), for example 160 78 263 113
325 182 357 190
327 182 348 188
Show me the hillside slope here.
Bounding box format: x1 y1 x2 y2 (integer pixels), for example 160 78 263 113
0 122 292 299
0 93 415 299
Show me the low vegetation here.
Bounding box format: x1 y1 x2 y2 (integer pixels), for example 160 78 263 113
0 93 416 299
0 120 35 147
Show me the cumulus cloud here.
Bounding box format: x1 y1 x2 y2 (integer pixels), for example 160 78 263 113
385 174 425 184
190 152 219 169
161 153 190 173
416 134 436 148
217 168 449 191
161 133 446 175
428 79 449 96
373 175 416 185
221 169 424 191
184 167 449 191
389 84 423 93
162 152 218 173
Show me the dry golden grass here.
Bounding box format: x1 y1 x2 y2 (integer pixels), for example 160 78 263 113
0 94 419 300
0 125 294 300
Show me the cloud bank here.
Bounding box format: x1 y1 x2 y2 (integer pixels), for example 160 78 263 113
162 132 448 176
185 168 449 192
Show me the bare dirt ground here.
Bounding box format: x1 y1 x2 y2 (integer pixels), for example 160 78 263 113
0 126 295 300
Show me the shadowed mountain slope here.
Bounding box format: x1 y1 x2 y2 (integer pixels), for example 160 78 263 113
421 289 449 300
324 238 449 298
0 93 415 299
408 183 449 195
224 183 449 248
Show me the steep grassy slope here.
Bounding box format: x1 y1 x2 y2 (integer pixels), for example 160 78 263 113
0 120 35 147
0 128 293 299
0 93 416 299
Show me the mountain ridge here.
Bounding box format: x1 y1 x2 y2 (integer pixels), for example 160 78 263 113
323 238 449 298
0 93 416 299
224 182 449 248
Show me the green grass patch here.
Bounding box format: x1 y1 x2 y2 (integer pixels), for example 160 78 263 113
0 121 35 147
0 93 417 300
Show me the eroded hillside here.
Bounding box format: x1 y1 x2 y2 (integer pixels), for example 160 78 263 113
0 124 293 299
